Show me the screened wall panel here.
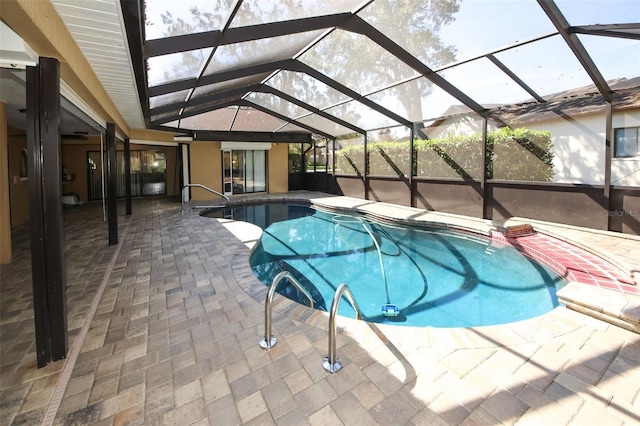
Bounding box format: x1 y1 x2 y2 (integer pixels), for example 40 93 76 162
415 116 484 180
438 58 532 106
324 101 399 130
577 35 640 81
147 48 213 87
266 71 350 110
295 114 352 137
230 108 287 132
298 30 419 95
245 93 311 119
229 0 362 28
366 78 472 123
178 108 237 131
367 126 411 177
203 31 324 75
335 134 365 176
144 0 233 40
494 35 592 99
191 74 271 99
149 89 191 109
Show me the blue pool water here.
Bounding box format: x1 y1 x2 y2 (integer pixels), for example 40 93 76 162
207 203 568 327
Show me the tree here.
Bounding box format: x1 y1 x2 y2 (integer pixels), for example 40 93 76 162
147 0 461 134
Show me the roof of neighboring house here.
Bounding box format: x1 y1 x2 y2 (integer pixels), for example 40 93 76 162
492 77 640 126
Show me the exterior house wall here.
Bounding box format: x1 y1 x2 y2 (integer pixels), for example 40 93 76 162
268 143 289 193
523 113 606 185
189 142 222 201
188 141 289 200
421 109 640 188
611 110 640 187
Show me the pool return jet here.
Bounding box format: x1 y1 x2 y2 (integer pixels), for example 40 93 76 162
332 215 399 317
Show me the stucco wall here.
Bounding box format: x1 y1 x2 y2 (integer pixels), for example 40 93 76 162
189 142 222 201
188 141 289 199
268 143 289 193
523 114 606 185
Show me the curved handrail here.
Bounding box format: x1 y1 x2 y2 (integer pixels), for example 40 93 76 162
181 183 230 212
322 283 362 373
259 271 314 350
333 215 390 304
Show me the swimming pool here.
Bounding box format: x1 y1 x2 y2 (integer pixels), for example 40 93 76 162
207 203 569 327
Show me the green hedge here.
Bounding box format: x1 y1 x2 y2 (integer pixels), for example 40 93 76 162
336 128 554 181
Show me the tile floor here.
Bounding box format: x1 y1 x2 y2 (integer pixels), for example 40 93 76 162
1 194 639 425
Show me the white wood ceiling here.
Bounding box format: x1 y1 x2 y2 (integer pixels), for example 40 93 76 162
51 0 145 130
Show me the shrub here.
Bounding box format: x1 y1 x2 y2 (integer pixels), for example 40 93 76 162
335 128 554 181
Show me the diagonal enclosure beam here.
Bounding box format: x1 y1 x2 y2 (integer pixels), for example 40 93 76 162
340 16 488 117
242 100 335 139
537 0 612 102
486 54 545 103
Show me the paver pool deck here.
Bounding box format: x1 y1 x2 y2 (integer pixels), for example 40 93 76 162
1 193 639 425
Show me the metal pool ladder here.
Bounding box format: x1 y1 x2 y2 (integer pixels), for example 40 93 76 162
181 183 230 212
259 271 315 350
323 283 362 373
259 274 362 374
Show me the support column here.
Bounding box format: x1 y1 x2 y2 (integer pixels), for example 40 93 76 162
604 101 613 230
27 57 68 367
410 125 416 208
124 137 132 215
481 117 489 219
106 123 118 245
0 101 11 264
363 133 369 200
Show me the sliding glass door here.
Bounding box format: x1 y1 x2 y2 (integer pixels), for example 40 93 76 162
222 149 267 195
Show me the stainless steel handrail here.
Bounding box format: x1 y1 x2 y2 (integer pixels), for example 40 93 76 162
259 271 314 350
181 184 230 212
322 283 362 374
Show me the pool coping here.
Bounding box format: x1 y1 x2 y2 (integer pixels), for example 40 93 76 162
202 192 639 336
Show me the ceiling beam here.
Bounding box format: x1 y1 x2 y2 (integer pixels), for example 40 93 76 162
149 84 263 116
568 23 640 41
191 130 312 143
144 13 352 58
148 59 293 97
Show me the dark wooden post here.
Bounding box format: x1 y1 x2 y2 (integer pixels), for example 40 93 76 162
604 101 613 230
481 116 489 219
106 123 118 245
124 137 132 215
26 57 68 367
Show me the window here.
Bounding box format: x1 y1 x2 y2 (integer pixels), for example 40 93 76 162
614 127 639 158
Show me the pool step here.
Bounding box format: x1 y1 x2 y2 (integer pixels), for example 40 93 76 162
557 282 640 334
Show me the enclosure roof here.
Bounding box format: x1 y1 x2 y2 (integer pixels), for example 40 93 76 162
120 0 640 141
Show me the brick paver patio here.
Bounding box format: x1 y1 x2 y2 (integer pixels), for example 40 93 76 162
1 194 639 425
